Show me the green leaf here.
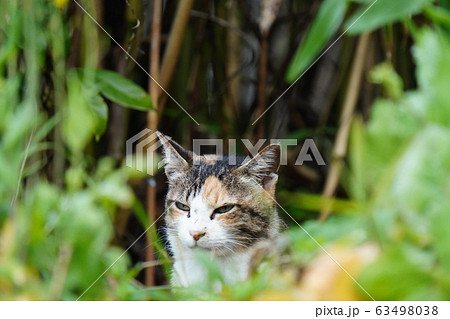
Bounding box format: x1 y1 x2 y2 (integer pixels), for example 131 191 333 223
345 0 433 35
64 72 97 153
77 77 109 139
193 249 225 284
94 69 154 111
368 62 403 100
285 0 347 82
362 98 420 190
431 202 450 271
390 126 450 223
85 89 108 138
413 28 450 126
358 245 441 300
423 5 450 26
348 117 368 202
288 215 367 262
278 191 361 215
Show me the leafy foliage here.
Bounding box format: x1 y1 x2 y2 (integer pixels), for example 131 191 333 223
0 0 152 300
1 0 450 301
285 0 347 82
286 0 436 81
345 0 433 35
82 68 154 112
350 28 450 300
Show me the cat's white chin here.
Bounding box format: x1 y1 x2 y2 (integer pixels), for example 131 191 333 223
171 244 252 287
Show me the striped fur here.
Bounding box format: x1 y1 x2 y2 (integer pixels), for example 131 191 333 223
156 131 283 286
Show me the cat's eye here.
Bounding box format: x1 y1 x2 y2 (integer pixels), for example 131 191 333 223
214 204 235 214
175 202 190 211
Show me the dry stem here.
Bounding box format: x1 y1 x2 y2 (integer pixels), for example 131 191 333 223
320 33 371 220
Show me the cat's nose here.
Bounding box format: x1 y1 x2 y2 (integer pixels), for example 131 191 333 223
190 231 206 241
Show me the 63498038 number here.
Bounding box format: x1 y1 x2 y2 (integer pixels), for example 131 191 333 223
375 305 438 316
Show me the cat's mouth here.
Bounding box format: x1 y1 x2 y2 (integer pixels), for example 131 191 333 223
191 241 212 249
185 239 224 252
190 241 244 257
195 246 231 257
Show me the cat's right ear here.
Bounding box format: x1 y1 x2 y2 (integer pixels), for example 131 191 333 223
155 131 193 180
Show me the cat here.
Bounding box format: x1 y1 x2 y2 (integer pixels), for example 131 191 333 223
156 131 283 287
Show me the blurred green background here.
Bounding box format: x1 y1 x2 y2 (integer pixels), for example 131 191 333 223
1 0 449 300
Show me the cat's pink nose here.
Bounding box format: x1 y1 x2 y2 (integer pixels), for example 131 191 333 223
190 231 206 241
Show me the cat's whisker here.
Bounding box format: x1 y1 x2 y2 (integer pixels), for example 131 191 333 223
227 235 264 241
225 238 248 245
223 238 252 250
221 245 236 255
157 131 283 286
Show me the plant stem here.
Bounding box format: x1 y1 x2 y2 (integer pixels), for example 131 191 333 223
320 32 370 220
145 0 162 287
158 0 195 115
256 30 268 140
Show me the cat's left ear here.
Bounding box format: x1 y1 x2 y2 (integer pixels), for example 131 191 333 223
235 144 280 192
155 131 193 180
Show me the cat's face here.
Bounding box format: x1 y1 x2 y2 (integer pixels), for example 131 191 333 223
156 131 281 256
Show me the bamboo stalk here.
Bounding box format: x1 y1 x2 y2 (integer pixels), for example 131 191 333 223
148 1 161 132
224 0 240 125
145 0 162 287
157 0 195 115
254 0 282 139
319 33 371 221
256 30 268 140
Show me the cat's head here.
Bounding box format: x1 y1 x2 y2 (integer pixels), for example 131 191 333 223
156 131 281 256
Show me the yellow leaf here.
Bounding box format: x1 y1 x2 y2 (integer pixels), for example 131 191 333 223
298 243 379 300
53 0 69 8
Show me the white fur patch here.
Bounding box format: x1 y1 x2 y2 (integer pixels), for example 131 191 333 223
169 189 252 286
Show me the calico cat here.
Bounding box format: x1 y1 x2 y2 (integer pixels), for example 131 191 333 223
156 131 283 287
